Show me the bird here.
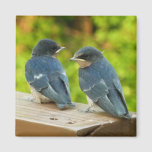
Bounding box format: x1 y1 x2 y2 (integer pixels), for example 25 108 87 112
25 39 75 109
70 46 131 119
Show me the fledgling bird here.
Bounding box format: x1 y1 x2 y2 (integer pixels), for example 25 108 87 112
70 46 131 119
25 39 75 109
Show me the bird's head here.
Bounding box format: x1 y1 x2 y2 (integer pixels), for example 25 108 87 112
70 46 103 68
32 39 65 58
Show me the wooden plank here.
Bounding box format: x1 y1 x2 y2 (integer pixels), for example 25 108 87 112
16 91 136 136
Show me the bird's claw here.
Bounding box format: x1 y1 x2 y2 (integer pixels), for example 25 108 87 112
78 106 96 113
24 96 34 102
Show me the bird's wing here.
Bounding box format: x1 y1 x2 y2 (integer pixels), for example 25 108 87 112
25 60 72 107
80 77 108 101
25 60 49 91
48 71 72 104
59 73 71 100
79 77 118 115
113 79 130 116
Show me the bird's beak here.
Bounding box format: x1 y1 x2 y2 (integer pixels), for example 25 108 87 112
70 56 86 62
56 47 66 53
70 56 76 61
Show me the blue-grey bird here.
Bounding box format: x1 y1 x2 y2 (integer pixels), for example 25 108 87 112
25 39 75 109
70 46 130 118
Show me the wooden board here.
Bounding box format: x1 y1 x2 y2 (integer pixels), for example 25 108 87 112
16 92 136 136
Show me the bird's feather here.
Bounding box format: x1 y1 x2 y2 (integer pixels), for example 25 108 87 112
79 58 130 118
79 78 108 102
79 77 118 116
112 79 130 118
25 56 73 108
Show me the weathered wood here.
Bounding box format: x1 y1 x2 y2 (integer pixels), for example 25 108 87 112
16 91 136 136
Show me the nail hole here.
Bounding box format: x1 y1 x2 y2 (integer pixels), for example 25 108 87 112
67 121 76 124
50 117 58 120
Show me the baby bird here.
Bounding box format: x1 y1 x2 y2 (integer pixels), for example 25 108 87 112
25 39 75 109
70 46 130 118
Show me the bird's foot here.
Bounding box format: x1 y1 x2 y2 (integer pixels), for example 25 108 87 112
24 96 43 104
24 96 34 102
78 106 96 113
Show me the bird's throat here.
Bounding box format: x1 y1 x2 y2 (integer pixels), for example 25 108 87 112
76 60 92 68
52 53 58 58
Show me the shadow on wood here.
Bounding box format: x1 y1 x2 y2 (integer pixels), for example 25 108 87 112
16 92 136 136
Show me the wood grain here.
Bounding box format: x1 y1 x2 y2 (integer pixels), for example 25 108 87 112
16 91 136 136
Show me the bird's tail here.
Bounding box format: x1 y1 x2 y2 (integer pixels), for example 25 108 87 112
121 112 131 119
96 98 118 117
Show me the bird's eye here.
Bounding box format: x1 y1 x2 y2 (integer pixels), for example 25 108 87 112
83 54 88 58
52 46 57 50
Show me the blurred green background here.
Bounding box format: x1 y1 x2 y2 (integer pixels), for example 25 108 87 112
16 16 136 112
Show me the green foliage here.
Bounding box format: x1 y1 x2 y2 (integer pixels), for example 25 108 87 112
16 16 136 111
